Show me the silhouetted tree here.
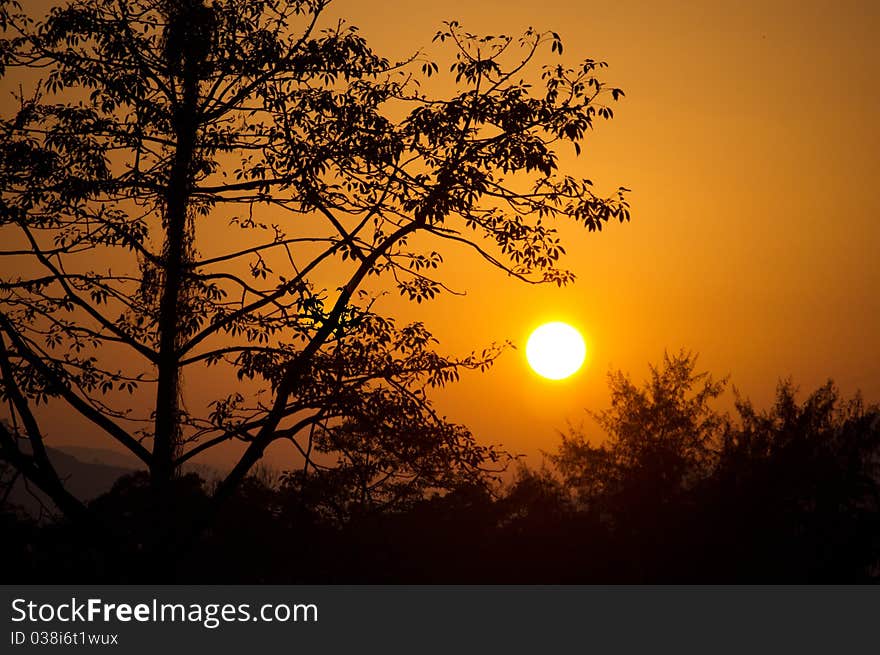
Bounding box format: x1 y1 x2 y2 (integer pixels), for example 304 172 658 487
548 353 880 582
0 0 629 558
551 351 726 513
709 381 880 581
546 352 727 579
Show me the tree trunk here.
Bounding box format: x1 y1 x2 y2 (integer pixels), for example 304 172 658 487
152 8 202 493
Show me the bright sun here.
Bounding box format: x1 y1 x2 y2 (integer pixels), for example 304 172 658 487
526 322 587 380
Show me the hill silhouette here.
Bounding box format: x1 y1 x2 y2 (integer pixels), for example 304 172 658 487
4 447 135 519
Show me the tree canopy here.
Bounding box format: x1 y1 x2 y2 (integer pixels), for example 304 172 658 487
0 0 630 525
548 354 880 581
5 352 877 583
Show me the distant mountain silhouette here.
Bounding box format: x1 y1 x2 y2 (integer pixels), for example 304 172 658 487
2 444 226 519
5 447 136 518
52 445 145 471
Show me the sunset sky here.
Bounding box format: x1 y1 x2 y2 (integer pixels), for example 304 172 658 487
4 0 879 470
323 0 879 461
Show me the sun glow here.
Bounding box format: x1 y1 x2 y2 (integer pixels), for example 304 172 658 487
526 322 587 380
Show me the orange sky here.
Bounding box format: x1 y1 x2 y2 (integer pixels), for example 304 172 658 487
317 0 879 461
3 0 879 469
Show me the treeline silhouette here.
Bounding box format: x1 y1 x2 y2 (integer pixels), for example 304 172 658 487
3 353 878 583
